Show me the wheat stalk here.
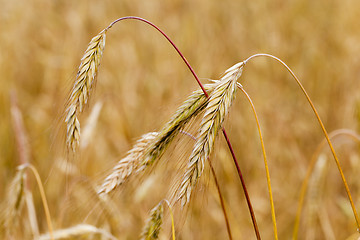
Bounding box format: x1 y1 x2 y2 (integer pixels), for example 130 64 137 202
177 62 244 206
97 132 159 195
140 202 164 240
65 30 106 152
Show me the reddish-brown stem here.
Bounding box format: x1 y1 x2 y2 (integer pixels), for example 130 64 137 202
208 159 233 240
106 16 261 239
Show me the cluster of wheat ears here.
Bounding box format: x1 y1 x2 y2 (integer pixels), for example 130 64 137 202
2 16 360 240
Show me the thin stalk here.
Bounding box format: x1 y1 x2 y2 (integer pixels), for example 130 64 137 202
244 53 360 233
106 16 260 239
208 159 233 240
21 164 54 240
238 85 278 240
293 129 360 239
162 199 176 240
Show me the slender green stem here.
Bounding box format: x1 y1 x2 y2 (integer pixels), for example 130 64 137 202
238 86 278 240
245 53 360 235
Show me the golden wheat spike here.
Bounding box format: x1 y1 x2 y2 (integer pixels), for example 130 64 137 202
97 132 159 196
177 62 244 206
65 30 106 152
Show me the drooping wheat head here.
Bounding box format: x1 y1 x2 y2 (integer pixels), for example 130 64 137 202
97 132 159 195
177 62 244 206
140 202 164 240
144 83 216 167
98 84 216 196
65 30 106 152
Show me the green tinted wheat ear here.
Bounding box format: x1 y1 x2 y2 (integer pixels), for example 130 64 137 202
98 85 216 196
144 83 216 166
140 202 164 240
65 30 106 152
177 62 244 206
98 132 159 195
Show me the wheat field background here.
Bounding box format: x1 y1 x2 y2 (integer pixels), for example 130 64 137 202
1 0 360 239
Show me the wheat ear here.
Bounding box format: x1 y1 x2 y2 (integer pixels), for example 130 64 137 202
98 84 215 196
65 30 106 152
177 62 244 206
144 83 215 166
140 202 164 240
97 132 159 195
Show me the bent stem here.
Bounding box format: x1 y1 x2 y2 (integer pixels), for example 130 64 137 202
238 85 278 240
105 16 260 239
208 159 233 240
161 200 176 240
293 129 360 239
244 53 360 234
20 164 54 240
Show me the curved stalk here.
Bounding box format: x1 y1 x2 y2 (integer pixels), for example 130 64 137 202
244 53 360 235
293 129 360 239
105 16 260 239
20 164 54 240
162 199 176 240
238 85 278 240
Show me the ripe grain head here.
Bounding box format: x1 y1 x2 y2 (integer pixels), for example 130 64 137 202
97 132 159 196
65 30 106 152
177 62 244 206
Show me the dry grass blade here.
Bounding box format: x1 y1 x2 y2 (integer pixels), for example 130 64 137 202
177 62 244 206
65 30 106 152
97 132 159 195
140 202 164 240
37 224 117 240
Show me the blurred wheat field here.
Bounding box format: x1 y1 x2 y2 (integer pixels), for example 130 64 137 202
1 0 360 239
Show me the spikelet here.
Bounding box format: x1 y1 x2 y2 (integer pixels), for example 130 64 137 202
177 62 244 206
65 30 106 152
97 132 159 195
140 202 164 240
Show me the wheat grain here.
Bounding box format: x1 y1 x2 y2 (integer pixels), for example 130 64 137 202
177 62 244 206
65 30 106 152
140 202 164 240
97 132 159 195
